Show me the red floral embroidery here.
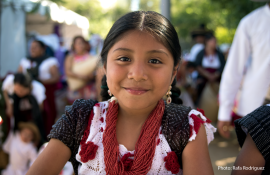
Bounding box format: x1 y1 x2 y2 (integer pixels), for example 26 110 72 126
196 108 205 116
79 110 99 163
80 141 99 163
157 138 160 145
101 127 103 132
197 108 212 123
95 103 100 107
160 130 162 134
190 114 205 134
164 151 180 174
206 118 212 123
121 153 134 171
100 117 104 123
103 109 106 114
189 124 193 138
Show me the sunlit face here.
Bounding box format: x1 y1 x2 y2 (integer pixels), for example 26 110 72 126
74 38 86 54
206 37 217 49
14 83 31 97
20 128 34 143
104 30 178 110
30 41 45 58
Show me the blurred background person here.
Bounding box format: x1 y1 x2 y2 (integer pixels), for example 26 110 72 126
65 36 97 104
195 34 225 103
2 73 46 144
218 1 270 139
17 40 60 136
2 122 39 175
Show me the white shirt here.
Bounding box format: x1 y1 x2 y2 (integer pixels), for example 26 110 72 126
19 57 59 81
2 74 46 105
202 54 220 69
189 43 204 62
2 132 37 175
218 4 270 121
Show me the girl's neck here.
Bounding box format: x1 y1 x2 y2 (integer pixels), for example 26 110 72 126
205 46 215 56
117 101 159 126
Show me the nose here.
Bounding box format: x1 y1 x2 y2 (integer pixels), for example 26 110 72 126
127 61 148 82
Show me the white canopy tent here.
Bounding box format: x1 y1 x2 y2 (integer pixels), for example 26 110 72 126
0 0 90 77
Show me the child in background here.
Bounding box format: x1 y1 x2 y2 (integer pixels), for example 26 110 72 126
2 122 40 175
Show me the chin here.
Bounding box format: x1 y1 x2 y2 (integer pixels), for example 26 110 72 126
120 98 157 110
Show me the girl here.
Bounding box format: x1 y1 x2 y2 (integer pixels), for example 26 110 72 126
232 104 270 175
27 11 216 175
2 122 40 175
18 40 60 135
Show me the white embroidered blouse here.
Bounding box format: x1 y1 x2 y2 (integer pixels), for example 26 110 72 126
75 101 216 175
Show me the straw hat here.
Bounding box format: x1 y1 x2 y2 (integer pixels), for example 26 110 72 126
18 122 40 144
191 24 213 39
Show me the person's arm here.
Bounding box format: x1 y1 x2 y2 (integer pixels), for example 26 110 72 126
182 124 214 175
218 18 251 138
65 54 94 81
27 139 71 175
232 134 265 175
41 65 60 84
197 66 216 82
18 65 23 73
3 90 13 117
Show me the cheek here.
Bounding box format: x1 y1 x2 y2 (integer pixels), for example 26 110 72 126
106 61 127 92
150 67 173 94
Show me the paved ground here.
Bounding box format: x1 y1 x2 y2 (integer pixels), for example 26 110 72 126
209 125 240 175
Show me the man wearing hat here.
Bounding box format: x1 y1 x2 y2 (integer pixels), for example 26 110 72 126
189 24 210 62
218 0 270 138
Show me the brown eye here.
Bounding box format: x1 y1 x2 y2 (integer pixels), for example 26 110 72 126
149 59 162 64
118 57 131 62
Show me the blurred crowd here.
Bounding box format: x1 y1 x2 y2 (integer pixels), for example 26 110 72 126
0 1 270 174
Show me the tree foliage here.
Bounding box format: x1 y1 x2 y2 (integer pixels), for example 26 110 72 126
62 0 267 45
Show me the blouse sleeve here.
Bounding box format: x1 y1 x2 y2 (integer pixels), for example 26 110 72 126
188 109 217 144
2 74 14 94
234 105 270 161
47 99 97 160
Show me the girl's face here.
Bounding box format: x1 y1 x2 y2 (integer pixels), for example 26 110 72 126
30 41 44 58
14 83 31 97
105 30 178 109
206 37 217 49
20 128 34 143
74 38 86 54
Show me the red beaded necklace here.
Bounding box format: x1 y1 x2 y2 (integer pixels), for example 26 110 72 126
103 99 165 174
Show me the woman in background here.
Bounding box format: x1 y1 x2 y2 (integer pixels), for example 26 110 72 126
65 36 97 104
2 73 46 143
195 34 225 103
18 40 60 135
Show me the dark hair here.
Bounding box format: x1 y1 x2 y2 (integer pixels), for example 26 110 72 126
205 34 216 43
14 73 32 89
71 36 88 52
100 11 182 104
32 40 46 50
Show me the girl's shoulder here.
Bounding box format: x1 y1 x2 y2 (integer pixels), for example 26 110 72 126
162 103 216 165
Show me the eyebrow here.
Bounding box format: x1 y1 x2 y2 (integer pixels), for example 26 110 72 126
113 48 169 57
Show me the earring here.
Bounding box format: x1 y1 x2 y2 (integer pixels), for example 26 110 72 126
166 86 172 104
108 89 112 96
108 89 118 103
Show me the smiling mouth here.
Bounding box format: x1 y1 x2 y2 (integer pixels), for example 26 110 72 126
124 87 149 95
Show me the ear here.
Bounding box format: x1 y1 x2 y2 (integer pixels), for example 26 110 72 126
171 63 179 84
